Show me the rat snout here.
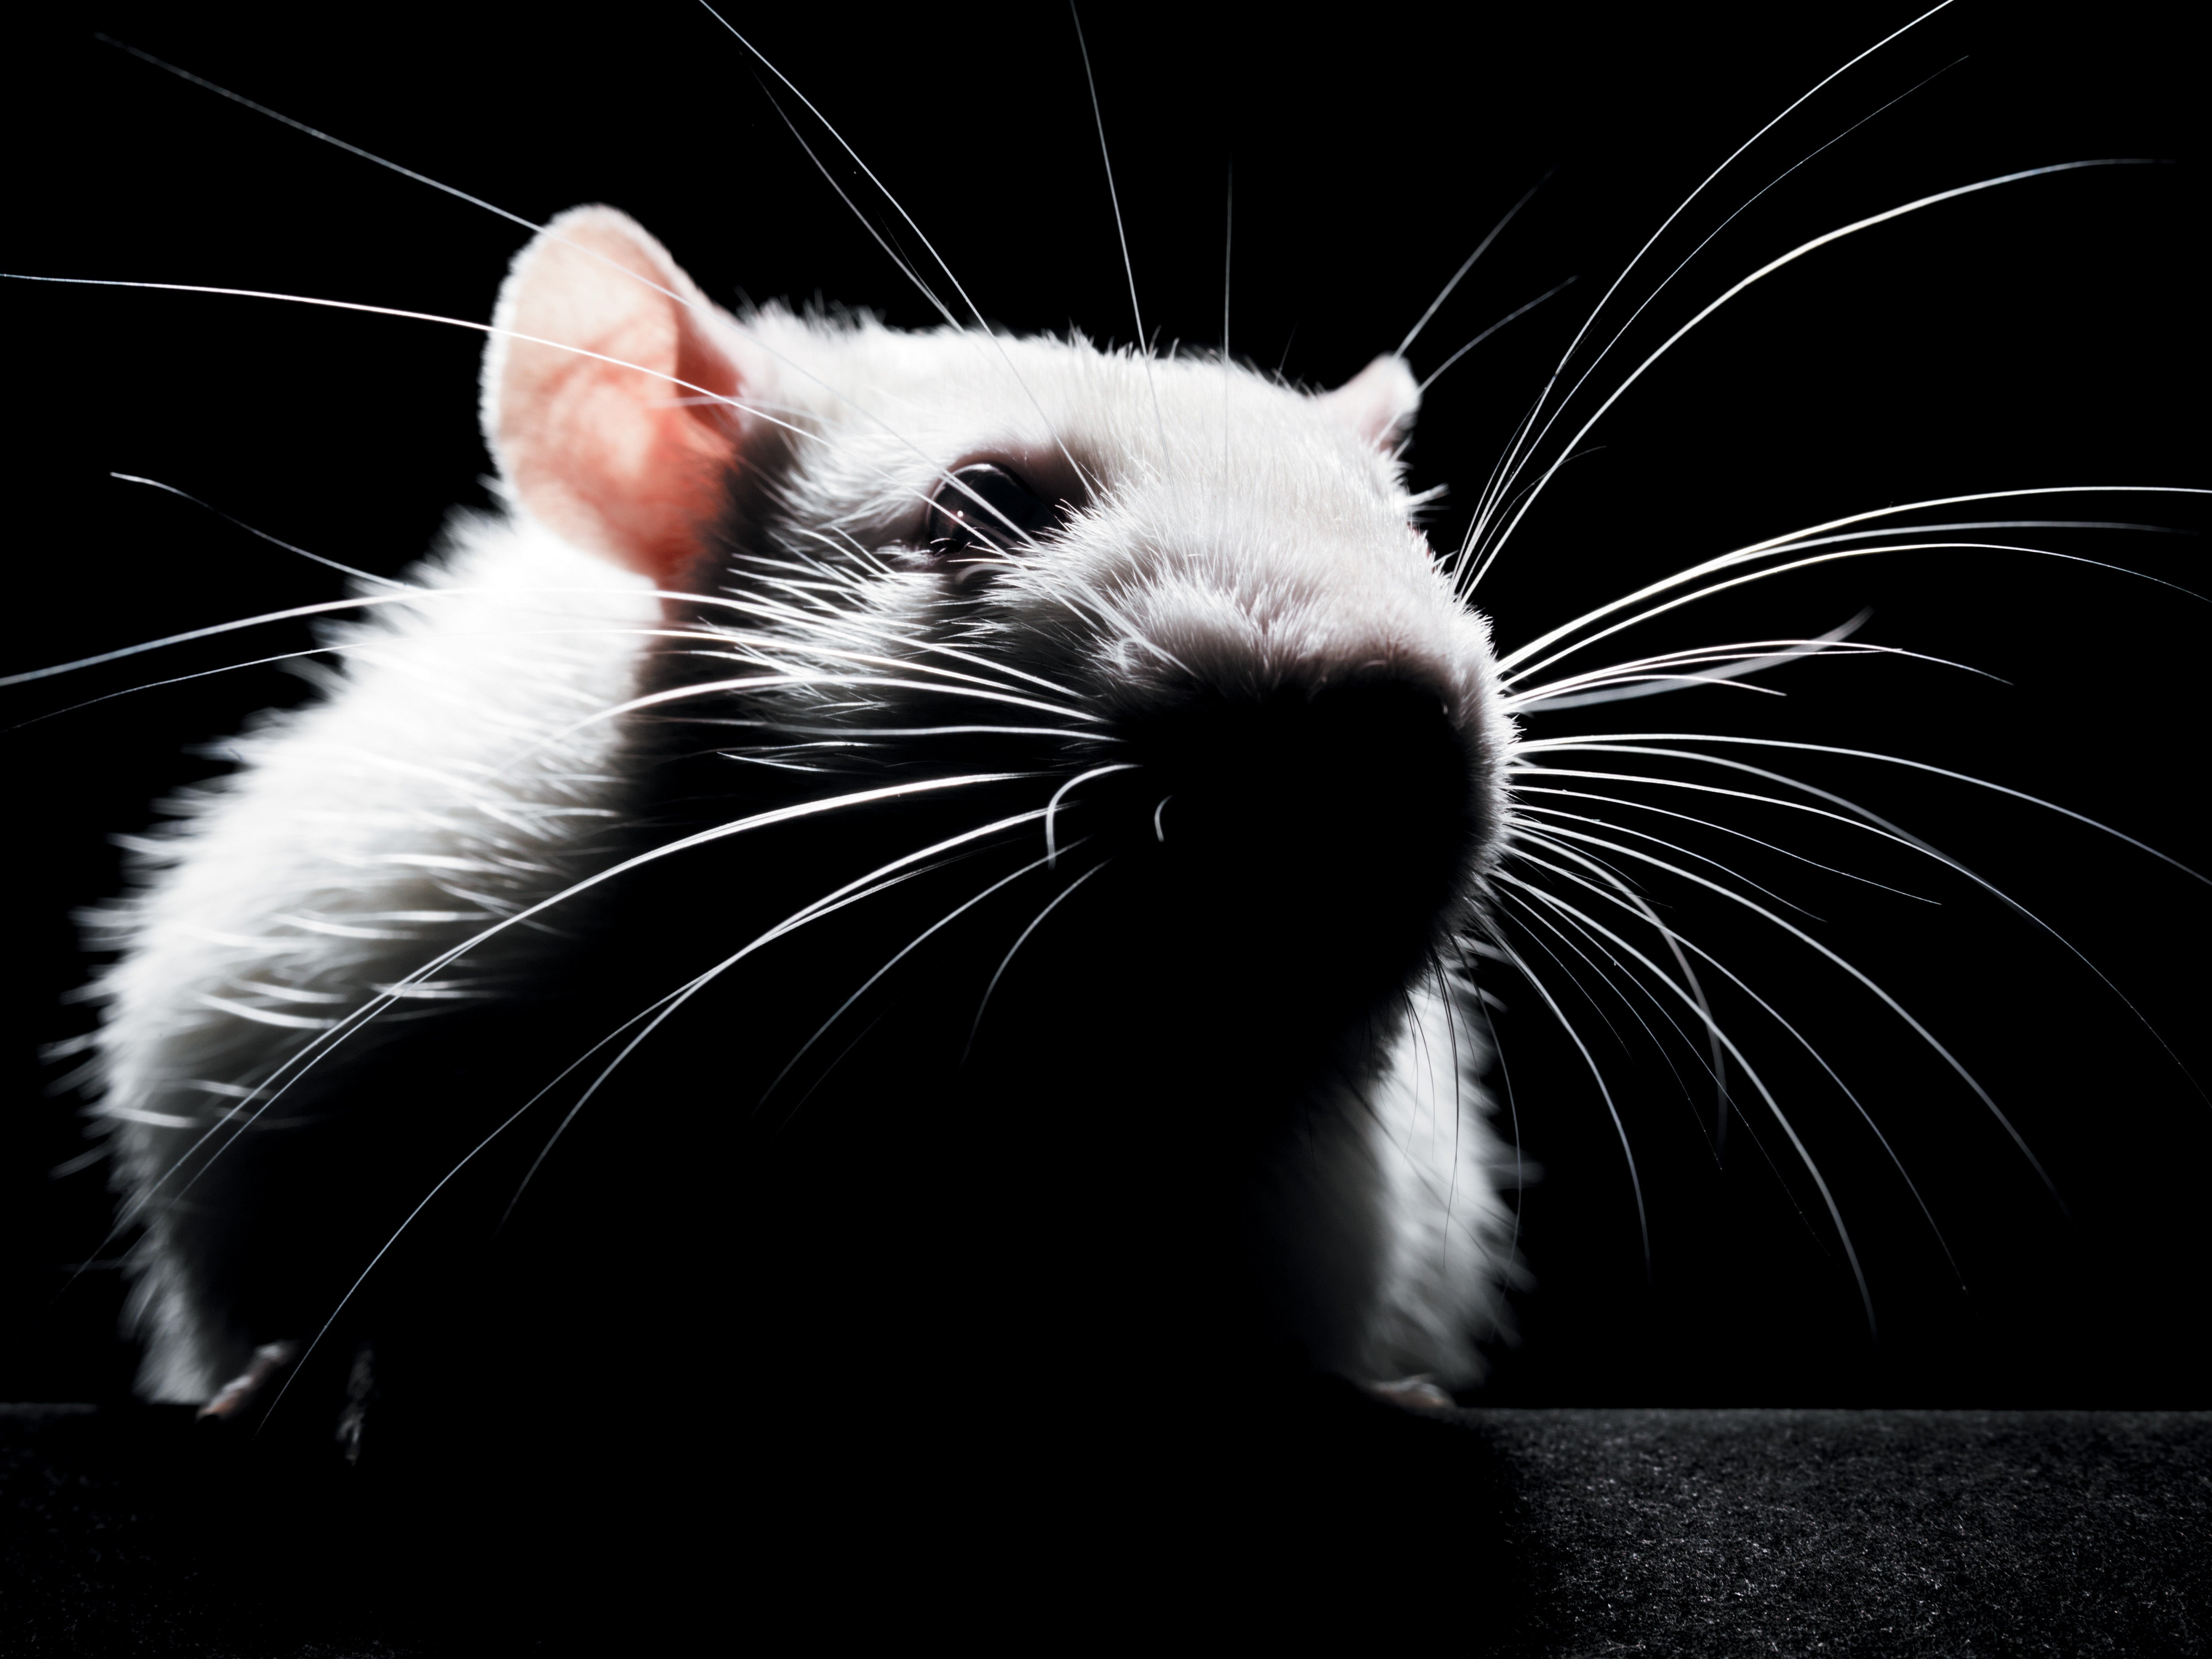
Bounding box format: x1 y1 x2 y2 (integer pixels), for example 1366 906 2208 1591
1023 500 1508 1002
1138 676 1474 862
1086 666 1488 987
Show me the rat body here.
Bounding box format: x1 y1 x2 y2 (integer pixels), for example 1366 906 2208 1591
90 209 1520 1437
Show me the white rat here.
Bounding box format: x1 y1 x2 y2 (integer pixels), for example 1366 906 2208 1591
31 12 2198 1500
88 205 1522 1433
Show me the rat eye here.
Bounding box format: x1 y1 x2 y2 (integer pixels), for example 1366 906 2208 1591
924 464 1057 570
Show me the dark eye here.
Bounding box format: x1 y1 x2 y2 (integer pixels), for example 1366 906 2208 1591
924 464 1057 570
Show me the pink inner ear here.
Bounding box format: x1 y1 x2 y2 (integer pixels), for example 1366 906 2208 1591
487 206 757 590
1319 355 1422 452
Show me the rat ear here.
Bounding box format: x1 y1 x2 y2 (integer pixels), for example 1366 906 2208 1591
484 205 771 589
1318 354 1421 453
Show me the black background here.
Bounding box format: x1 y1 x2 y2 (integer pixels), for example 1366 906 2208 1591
2 1 2204 1409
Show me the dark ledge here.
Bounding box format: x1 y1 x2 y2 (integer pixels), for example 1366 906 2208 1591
4 1402 2207 1654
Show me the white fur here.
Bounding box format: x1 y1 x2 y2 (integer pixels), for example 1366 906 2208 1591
731 311 1522 1377
90 517 655 1400
735 306 1517 856
1245 976 1516 1386
1365 979 1517 1381
90 275 1518 1398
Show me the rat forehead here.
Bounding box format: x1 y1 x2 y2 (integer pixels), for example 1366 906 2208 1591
751 312 1396 507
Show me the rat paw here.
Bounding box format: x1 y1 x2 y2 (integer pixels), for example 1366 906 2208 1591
196 1340 301 1422
1363 1376 1455 1410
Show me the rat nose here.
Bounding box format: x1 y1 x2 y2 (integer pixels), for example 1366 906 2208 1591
1153 677 1469 853
1091 670 1485 978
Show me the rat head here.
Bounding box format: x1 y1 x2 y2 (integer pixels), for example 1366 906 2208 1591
488 206 1512 1038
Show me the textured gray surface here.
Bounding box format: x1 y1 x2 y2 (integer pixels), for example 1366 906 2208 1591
1468 1408 2212 1655
5 1403 2209 1653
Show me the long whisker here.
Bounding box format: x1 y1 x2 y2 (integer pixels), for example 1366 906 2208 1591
1 268 1057 586
1471 52 1967 564
522 672 1102 756
505 819 1043 1216
107 473 408 590
101 47 895 454
254 1078 551 1432
772 1000 905 1134
1676 492 2211 568
697 0 1091 490
1514 0 1956 438
699 578 1095 704
1416 277 1580 398
1518 743 2206 1095
1504 538 2184 691
2 570 1084 723
1509 630 1879 687
480 835 996 1229
1513 781 1939 903
1500 867 1878 1328
1527 671 1790 706
1518 732 2208 885
1502 825 1736 1156
0 271 831 444
755 82 945 322
1483 930 1651 1275
1467 160 2160 590
777 532 1092 702
21 531 1090 735
257 813 1019 1432
761 845 1080 1114
966 858 1112 1060
8 625 720 734
1513 814 1734 1150
1495 887 1648 1070
731 723 1101 744
1 584 462 689
1398 172 1554 358
1774 515 2202 563
1495 880 1709 1130
1046 765 1139 867
101 774 1036 1255
1525 814 2062 1209
1503 869 1759 1210
36 305 1097 639
1477 899 1798 1250
1497 488 2212 680
1460 387 1553 586
1458 2 1959 586
1515 802 1814 915
1068 1 1170 471
1507 615 1972 710
1513 756 1989 866
271 827 954 1432
1509 845 1962 1288
97 36 576 246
